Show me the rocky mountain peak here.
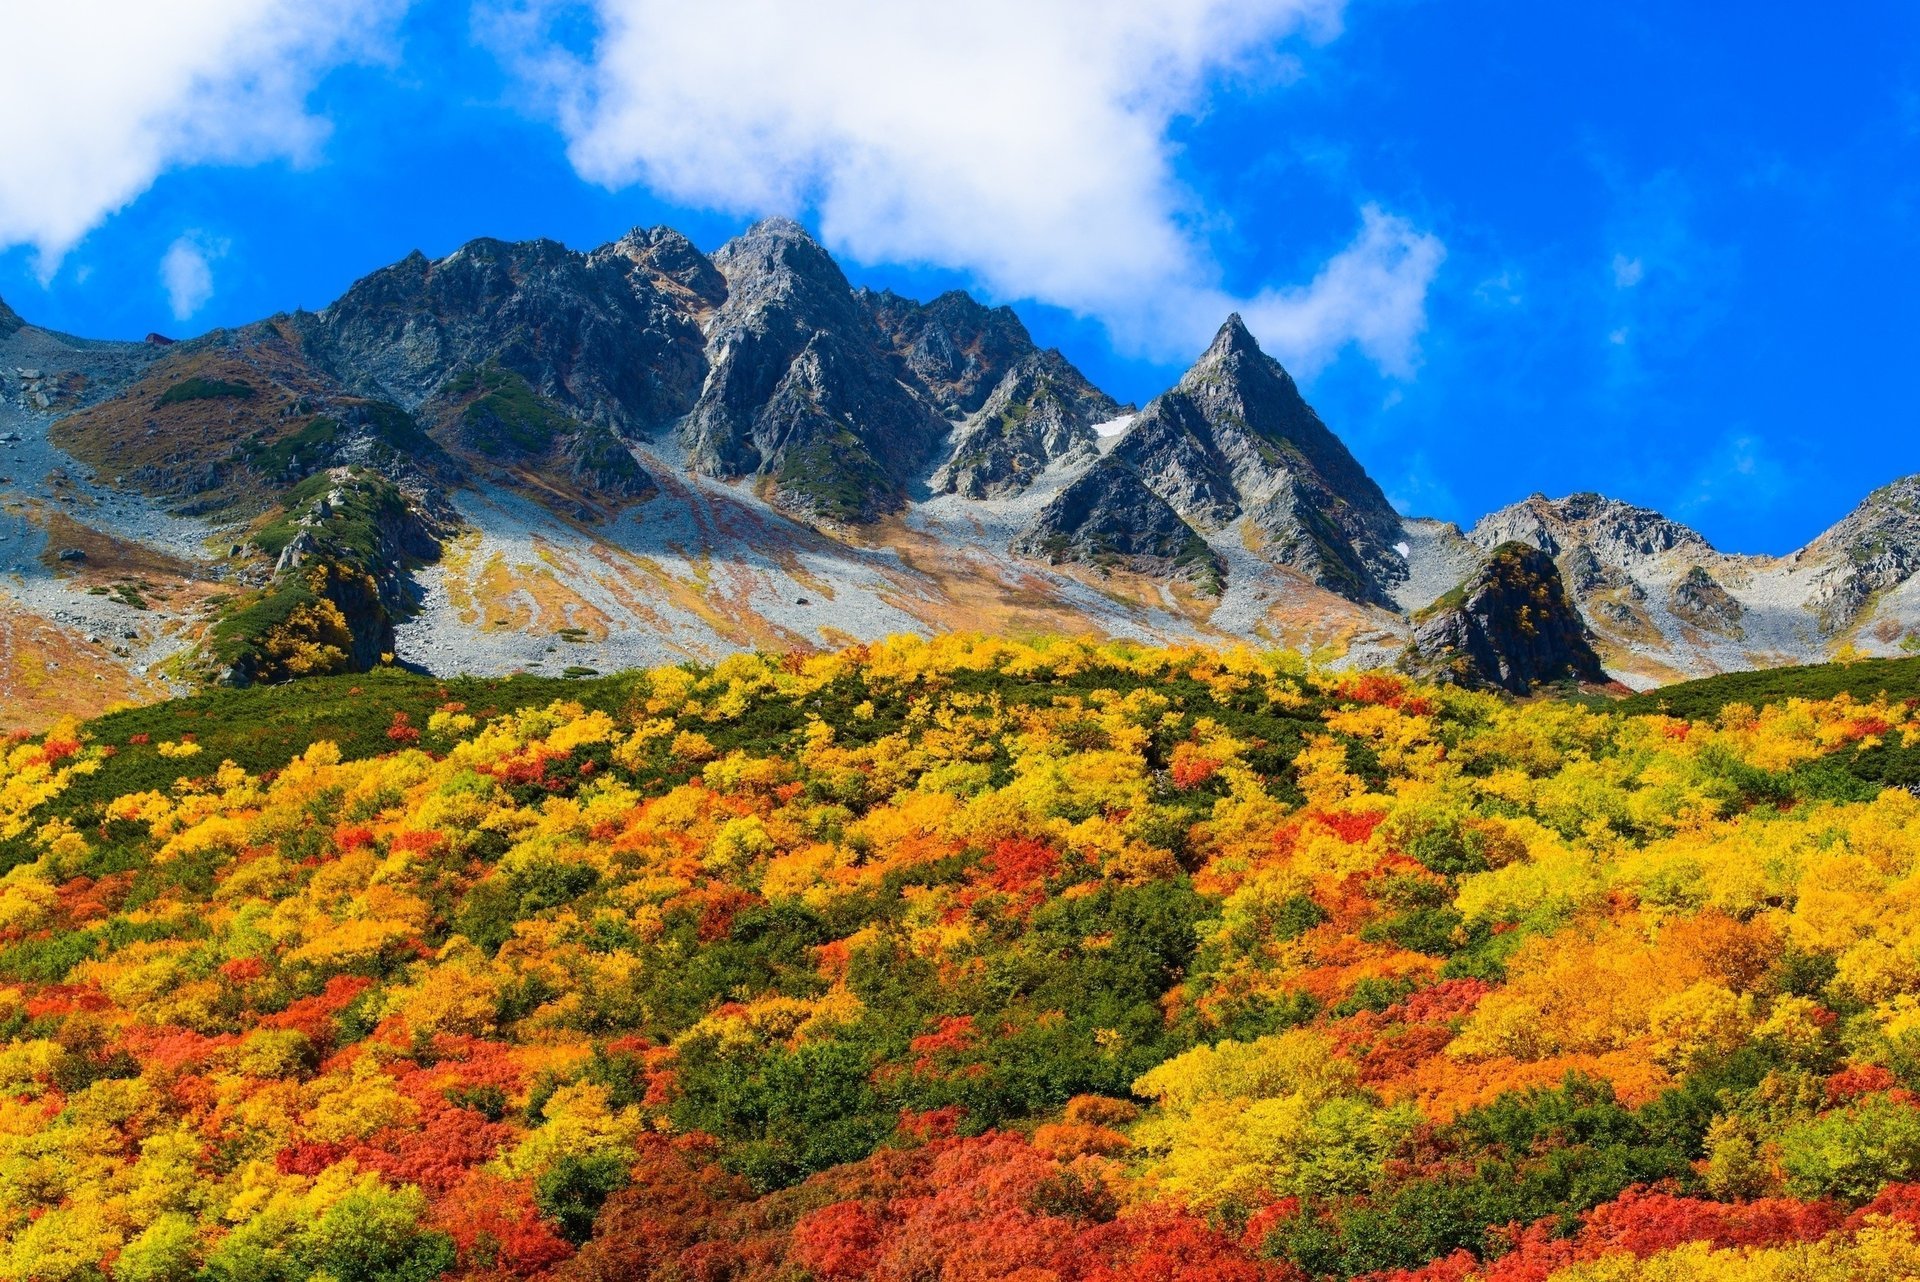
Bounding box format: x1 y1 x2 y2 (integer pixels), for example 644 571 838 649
1104 314 1406 604
1403 541 1607 694
307 234 710 435
682 220 948 520
1798 473 1920 628
862 287 1036 417
935 348 1124 499
596 225 727 310
711 218 850 306
1196 312 1261 364
1471 491 1711 563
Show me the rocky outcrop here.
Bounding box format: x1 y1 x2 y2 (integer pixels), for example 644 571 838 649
863 288 1037 417
306 232 710 435
1012 460 1222 590
220 467 445 684
935 350 1124 498
599 225 728 314
1797 475 1920 631
1670 565 1744 635
425 364 653 519
1403 542 1606 694
1104 315 1404 604
1472 492 1711 564
681 219 949 521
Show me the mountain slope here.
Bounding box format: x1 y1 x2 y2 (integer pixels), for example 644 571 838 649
681 220 950 521
2 221 1919 722
1107 316 1406 604
7 638 1920 1278
306 231 711 434
861 287 1037 417
1401 541 1605 693
1464 484 1920 685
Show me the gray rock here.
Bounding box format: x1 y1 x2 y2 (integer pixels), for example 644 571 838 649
1800 474 1920 631
1403 542 1607 694
1670 565 1745 635
680 219 948 521
1470 492 1710 564
862 287 1038 417
936 349 1123 498
305 231 711 436
1098 315 1404 604
1012 459 1222 590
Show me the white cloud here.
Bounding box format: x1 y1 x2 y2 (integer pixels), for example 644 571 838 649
0 1 403 268
1611 253 1645 287
161 234 227 320
489 0 1442 374
1236 206 1445 377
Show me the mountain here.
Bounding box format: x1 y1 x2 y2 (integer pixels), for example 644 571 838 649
861 287 1037 417
681 219 950 521
1402 541 1605 693
305 230 713 434
2 219 1919 727
1011 458 1224 589
1465 485 1920 686
1104 315 1406 605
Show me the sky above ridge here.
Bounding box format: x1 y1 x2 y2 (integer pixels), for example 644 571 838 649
2 1 1916 555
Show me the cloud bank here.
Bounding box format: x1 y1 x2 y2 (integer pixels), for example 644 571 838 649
495 0 1443 374
0 1 402 266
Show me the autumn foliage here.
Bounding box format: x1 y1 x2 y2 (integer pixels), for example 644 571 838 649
3 635 1920 1280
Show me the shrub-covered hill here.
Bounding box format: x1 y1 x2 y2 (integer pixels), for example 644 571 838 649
10 637 1920 1281
1617 653 1920 720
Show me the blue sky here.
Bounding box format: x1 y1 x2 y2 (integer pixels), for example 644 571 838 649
3 1 1916 554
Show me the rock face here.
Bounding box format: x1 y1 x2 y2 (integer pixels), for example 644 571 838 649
1106 315 1404 603
681 219 950 521
935 349 1124 498
1669 565 1744 635
1404 542 1607 694
306 232 711 435
1012 459 1223 589
1798 474 1920 630
425 364 654 519
1465 493 1733 673
1473 492 1711 564
863 288 1036 417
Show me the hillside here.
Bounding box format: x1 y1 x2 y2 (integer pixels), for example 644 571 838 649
4 220 1920 729
8 637 1920 1279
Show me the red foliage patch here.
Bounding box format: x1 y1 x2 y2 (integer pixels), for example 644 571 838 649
1827 1063 1899 1104
790 1201 884 1280
982 837 1061 893
335 824 377 852
1170 743 1222 790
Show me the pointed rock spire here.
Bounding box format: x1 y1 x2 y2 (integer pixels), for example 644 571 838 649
1093 308 1406 604
1200 312 1262 363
